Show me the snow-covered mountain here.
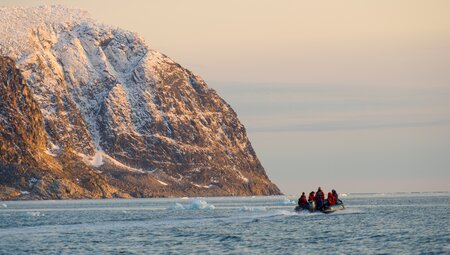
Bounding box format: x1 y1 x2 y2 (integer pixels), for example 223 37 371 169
0 6 281 199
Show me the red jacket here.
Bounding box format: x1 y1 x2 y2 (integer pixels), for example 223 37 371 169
308 194 315 202
298 195 308 206
327 192 336 205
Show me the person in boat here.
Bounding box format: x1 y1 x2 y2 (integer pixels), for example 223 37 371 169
332 189 342 204
308 191 315 202
307 191 316 210
332 189 338 200
327 192 336 206
315 187 325 210
298 192 308 208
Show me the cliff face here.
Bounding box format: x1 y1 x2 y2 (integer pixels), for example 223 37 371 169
0 56 122 200
0 57 46 165
0 6 281 200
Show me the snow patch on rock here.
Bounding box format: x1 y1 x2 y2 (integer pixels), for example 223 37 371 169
91 150 104 167
156 180 168 186
235 170 249 183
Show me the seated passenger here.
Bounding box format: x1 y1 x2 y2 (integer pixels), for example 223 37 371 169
327 192 336 206
332 189 342 204
298 192 308 208
308 191 315 202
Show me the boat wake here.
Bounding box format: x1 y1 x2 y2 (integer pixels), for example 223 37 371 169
330 208 364 215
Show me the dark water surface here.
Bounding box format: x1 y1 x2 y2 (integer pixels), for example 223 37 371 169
1 193 449 254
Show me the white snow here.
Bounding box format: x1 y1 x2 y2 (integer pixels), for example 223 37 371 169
191 183 202 188
20 191 30 195
91 150 104 167
156 180 168 186
0 6 93 58
78 150 146 173
235 169 249 183
102 153 146 173
191 182 212 188
45 139 61 158
44 149 57 157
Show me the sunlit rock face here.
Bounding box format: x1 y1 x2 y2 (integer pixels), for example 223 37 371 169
0 6 280 200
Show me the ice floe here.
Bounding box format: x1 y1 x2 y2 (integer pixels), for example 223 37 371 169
168 199 215 210
277 198 296 205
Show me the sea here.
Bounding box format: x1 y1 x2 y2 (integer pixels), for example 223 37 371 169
0 193 449 254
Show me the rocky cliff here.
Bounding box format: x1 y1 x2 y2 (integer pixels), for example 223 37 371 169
0 6 281 200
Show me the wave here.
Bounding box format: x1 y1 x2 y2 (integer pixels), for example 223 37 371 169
26 211 43 217
239 206 267 212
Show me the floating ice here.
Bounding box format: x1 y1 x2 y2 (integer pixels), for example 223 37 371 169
1 203 7 208
188 199 215 210
167 199 215 210
277 198 296 205
167 203 185 210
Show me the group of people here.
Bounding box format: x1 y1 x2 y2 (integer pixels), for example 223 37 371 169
297 187 341 210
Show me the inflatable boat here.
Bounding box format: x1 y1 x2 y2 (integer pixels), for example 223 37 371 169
295 201 345 213
322 203 345 213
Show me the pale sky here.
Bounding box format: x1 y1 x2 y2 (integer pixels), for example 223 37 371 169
3 0 450 194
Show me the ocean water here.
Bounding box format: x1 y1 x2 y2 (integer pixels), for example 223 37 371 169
0 193 449 254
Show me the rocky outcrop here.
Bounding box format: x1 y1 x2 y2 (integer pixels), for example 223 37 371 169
0 6 281 200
